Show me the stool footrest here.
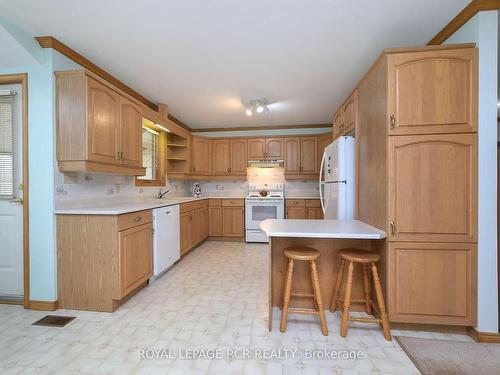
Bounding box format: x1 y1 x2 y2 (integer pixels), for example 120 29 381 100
288 308 320 316
338 298 367 304
349 316 381 324
290 293 315 299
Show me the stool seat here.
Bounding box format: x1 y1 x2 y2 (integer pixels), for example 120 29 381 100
284 247 321 261
339 249 380 263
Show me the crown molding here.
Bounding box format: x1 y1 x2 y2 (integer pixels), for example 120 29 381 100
192 123 332 133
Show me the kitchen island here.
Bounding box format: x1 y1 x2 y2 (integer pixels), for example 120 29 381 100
260 219 386 331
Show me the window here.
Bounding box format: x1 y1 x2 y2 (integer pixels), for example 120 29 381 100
140 127 159 180
0 95 14 198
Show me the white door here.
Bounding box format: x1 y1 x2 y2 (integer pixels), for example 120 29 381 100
0 84 23 300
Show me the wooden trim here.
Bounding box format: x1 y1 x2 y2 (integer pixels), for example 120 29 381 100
28 300 58 311
469 327 500 343
168 114 192 132
0 74 29 309
58 160 145 175
36 36 158 111
207 236 245 242
192 123 332 133
391 322 470 335
428 0 500 45
0 299 24 306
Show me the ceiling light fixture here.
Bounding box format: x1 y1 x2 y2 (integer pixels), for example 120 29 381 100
246 97 270 116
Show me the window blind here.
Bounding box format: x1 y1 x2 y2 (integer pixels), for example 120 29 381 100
0 95 15 198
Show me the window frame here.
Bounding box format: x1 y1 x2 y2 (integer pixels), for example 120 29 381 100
135 118 167 187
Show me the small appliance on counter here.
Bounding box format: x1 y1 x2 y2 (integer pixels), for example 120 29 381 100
245 183 284 243
192 182 202 198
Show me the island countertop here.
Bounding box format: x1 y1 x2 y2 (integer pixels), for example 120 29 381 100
260 219 386 239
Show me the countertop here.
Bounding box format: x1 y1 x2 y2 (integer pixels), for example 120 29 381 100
260 219 386 239
54 196 245 215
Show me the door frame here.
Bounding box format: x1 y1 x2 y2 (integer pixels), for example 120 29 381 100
0 73 29 308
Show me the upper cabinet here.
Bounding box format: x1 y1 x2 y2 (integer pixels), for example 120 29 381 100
191 136 211 174
387 48 477 135
56 71 145 175
341 90 358 135
212 139 231 174
247 137 283 159
332 110 342 140
284 136 318 176
230 138 248 174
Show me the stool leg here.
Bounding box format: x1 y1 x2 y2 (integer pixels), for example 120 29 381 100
310 260 328 336
362 264 372 315
280 259 294 333
330 259 345 312
371 263 391 341
280 261 289 310
340 261 354 337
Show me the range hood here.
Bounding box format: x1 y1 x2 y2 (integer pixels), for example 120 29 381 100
247 159 284 168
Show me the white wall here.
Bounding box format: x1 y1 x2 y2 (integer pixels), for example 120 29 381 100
445 10 499 333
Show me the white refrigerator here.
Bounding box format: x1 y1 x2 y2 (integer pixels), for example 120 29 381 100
319 136 355 220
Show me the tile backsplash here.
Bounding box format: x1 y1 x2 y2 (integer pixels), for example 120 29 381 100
54 169 319 207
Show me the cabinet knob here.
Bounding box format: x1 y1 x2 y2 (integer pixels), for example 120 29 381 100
134 217 142 222
390 220 396 236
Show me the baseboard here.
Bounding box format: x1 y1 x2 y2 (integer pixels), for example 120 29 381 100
390 322 470 335
468 327 500 343
28 300 58 311
207 236 245 242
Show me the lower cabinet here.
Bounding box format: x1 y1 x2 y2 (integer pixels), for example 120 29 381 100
387 242 477 326
208 198 245 238
285 199 323 219
209 206 223 236
179 200 209 255
118 223 153 298
222 207 245 237
56 210 153 312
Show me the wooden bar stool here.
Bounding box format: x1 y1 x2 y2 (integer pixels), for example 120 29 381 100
280 246 328 336
330 249 391 341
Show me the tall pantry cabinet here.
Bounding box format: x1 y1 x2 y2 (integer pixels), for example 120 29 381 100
356 44 478 326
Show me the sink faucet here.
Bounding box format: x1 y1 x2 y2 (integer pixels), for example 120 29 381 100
158 188 171 199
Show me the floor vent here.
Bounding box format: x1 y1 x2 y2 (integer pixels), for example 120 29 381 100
32 315 76 327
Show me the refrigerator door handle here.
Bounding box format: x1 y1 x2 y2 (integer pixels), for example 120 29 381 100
322 180 347 184
319 151 327 214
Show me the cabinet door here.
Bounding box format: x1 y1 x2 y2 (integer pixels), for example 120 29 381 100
180 212 191 255
119 97 142 167
209 207 222 236
230 139 247 174
266 138 283 158
300 137 318 174
332 110 342 140
341 90 357 135
388 134 477 242
212 139 231 174
306 207 323 219
388 48 477 135
190 210 201 246
118 223 152 298
87 77 120 164
222 207 244 237
283 137 300 174
201 207 209 239
388 242 476 325
192 137 211 174
247 138 266 159
286 207 306 219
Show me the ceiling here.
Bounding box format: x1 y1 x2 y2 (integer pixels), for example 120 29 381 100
0 0 469 129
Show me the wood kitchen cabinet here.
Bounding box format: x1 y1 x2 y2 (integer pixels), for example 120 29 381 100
306 200 323 219
230 139 248 174
208 199 244 238
55 70 145 175
387 48 477 135
179 200 209 255
212 139 231 174
388 242 477 325
118 223 153 298
341 90 357 135
284 137 318 176
57 209 153 312
247 137 282 159
285 199 322 219
333 109 342 140
222 207 245 237
388 133 477 243
191 136 211 174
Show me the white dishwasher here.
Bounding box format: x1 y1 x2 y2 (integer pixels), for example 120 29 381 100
153 205 180 277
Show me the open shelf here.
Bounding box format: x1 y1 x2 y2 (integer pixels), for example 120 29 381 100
167 143 187 148
166 133 189 174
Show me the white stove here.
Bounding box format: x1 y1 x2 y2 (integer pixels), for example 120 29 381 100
245 183 284 243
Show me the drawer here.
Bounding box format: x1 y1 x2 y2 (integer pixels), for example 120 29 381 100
180 199 208 214
305 199 321 208
285 199 305 207
117 210 152 231
209 198 222 207
222 198 244 207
